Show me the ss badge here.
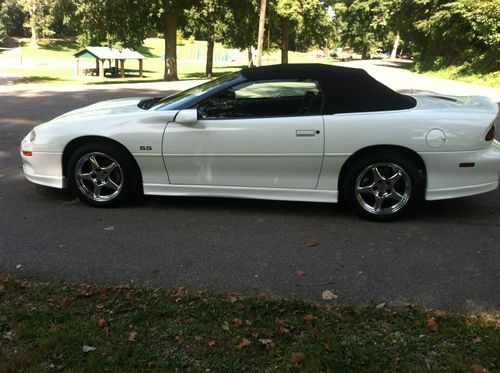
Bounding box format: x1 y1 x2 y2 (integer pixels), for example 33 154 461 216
139 145 152 151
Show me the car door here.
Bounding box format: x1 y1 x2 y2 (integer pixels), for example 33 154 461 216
162 79 325 189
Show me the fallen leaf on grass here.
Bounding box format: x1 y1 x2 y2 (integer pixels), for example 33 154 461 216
96 303 104 310
426 317 439 332
3 330 15 341
100 292 109 301
172 287 188 297
472 337 483 343
50 324 60 332
434 309 447 319
236 338 251 349
83 345 96 353
470 364 490 373
305 240 319 247
207 340 216 347
128 331 138 342
258 338 275 350
375 302 386 310
304 314 318 324
80 289 93 298
233 318 243 328
221 321 230 331
98 319 107 328
322 290 338 300
291 352 306 364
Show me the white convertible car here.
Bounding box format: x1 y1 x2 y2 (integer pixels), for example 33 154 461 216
21 64 500 220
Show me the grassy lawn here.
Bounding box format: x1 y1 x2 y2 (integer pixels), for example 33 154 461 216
413 65 500 88
0 275 498 371
0 38 337 85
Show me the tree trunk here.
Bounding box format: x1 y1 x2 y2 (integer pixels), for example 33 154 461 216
205 14 215 77
280 18 289 64
164 14 178 81
256 0 267 66
390 31 400 60
362 43 369 60
247 46 254 67
29 2 38 48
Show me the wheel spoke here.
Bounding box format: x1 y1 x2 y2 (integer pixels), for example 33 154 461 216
106 179 120 191
89 156 101 171
357 184 375 194
101 162 117 173
79 172 93 181
374 195 385 212
387 171 402 184
371 166 385 182
93 184 103 198
391 190 404 201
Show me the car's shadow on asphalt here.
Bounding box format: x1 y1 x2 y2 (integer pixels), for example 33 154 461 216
31 185 497 224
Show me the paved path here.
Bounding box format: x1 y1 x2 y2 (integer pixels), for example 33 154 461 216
0 64 499 313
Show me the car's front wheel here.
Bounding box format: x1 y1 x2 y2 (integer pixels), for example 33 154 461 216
67 143 139 207
342 153 423 221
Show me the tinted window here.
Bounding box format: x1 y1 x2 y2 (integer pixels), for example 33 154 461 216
152 72 240 111
197 80 323 119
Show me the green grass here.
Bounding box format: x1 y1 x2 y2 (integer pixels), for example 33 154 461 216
0 38 339 86
413 65 500 88
0 275 498 372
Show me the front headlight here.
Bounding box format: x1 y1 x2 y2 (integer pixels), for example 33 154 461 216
29 130 36 142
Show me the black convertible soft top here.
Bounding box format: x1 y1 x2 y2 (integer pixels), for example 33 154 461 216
240 63 416 114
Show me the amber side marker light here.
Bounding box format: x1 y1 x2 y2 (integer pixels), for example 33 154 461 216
459 162 475 168
22 151 32 157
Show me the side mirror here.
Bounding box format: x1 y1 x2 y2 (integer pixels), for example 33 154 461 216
175 109 198 125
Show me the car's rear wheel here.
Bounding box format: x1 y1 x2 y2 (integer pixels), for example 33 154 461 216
67 143 139 207
342 153 423 221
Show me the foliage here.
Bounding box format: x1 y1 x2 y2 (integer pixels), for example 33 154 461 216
334 0 396 58
0 0 26 39
0 276 498 371
19 0 58 46
73 0 154 48
388 0 499 73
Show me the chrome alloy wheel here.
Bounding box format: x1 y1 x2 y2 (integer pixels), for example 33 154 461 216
74 152 123 202
355 163 411 215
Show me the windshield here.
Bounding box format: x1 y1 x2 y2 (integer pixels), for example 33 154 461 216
151 72 241 111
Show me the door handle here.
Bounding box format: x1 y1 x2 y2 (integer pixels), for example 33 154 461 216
296 130 317 137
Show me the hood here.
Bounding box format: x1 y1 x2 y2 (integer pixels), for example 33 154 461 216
51 97 151 122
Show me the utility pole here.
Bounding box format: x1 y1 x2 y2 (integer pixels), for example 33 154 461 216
256 0 267 67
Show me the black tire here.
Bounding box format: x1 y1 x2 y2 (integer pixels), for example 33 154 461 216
342 152 424 221
67 142 139 207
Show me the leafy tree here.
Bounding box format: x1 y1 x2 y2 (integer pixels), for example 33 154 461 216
334 0 395 58
390 0 499 72
218 0 260 67
19 0 58 47
184 0 227 77
0 0 26 40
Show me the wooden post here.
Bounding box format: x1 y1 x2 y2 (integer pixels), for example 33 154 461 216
99 59 104 78
139 59 143 78
95 58 99 74
120 59 125 78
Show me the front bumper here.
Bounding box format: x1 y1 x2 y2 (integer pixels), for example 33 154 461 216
21 135 65 189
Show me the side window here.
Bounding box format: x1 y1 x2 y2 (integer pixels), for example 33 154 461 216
196 80 323 119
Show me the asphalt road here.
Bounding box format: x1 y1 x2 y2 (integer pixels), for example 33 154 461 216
1 84 499 313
